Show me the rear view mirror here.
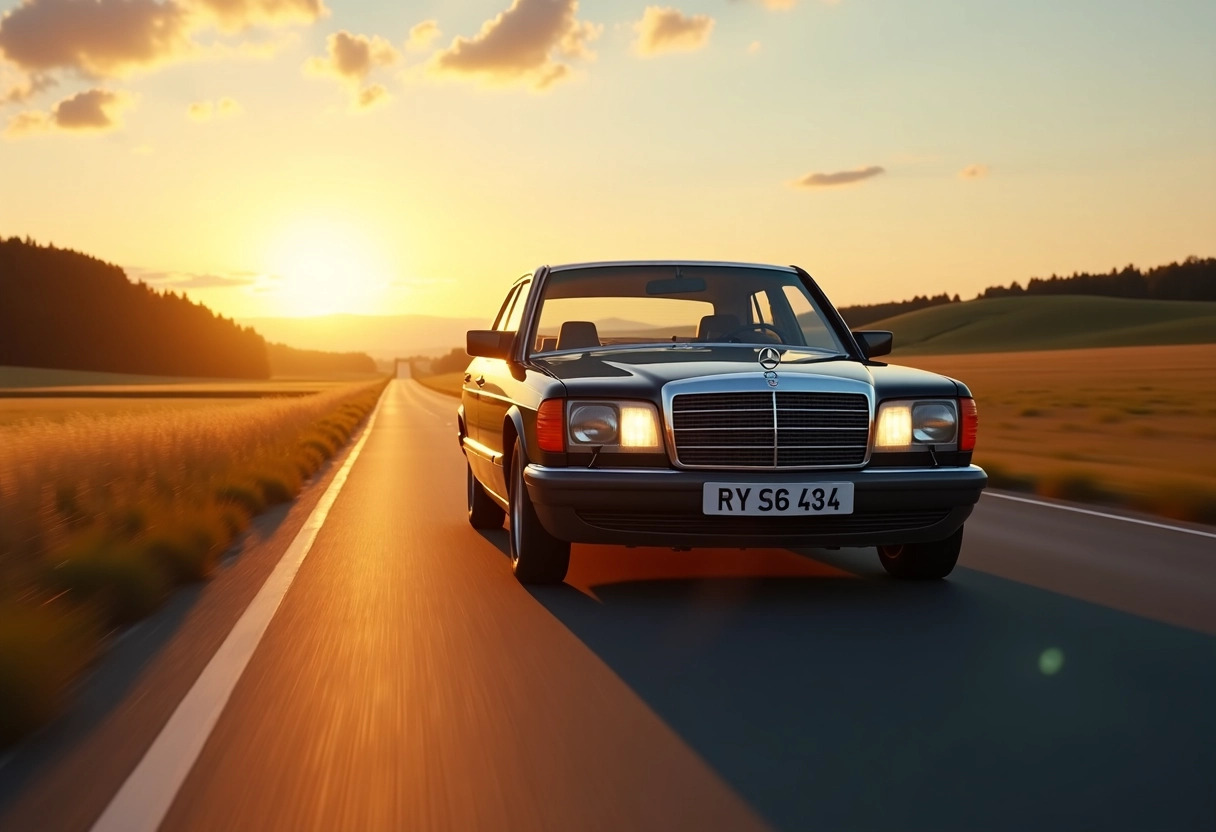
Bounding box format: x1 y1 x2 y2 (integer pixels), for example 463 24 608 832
853 330 893 358
646 277 707 295
467 330 514 359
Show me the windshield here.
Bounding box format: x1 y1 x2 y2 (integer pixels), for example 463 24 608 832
528 264 846 355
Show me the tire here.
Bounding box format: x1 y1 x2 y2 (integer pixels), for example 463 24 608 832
467 461 505 529
877 525 964 580
507 439 570 584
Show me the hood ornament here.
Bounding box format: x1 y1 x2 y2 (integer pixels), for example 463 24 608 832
758 347 781 370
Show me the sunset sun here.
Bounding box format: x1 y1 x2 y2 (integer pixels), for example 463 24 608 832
265 220 392 317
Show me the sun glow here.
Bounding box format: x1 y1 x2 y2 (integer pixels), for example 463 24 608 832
265 219 393 317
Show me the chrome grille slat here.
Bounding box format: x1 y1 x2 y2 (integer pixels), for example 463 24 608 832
670 389 871 469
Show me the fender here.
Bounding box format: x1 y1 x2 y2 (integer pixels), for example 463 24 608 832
502 404 529 475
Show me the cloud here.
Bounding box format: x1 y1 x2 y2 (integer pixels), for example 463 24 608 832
305 30 398 81
129 267 257 288
0 0 322 85
187 95 240 121
0 0 194 77
353 82 388 111
304 31 398 111
960 163 990 180
5 87 134 137
189 0 326 32
407 20 440 51
792 165 885 188
1 70 56 104
633 7 714 56
430 0 601 90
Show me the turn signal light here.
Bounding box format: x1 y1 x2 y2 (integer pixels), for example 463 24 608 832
959 397 978 452
536 399 565 452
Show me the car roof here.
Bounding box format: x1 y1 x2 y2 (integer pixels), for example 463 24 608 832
546 260 799 274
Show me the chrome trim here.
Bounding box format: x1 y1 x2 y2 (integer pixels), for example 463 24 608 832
660 373 875 471
527 464 686 475
462 436 502 464
525 464 984 477
547 260 798 274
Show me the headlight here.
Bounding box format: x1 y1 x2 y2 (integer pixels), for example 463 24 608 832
569 404 617 443
874 400 958 451
912 403 957 442
567 401 663 452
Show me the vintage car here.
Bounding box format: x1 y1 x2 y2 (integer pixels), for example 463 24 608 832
459 261 986 584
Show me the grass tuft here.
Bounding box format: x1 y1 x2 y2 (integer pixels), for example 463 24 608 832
44 532 169 626
0 599 99 744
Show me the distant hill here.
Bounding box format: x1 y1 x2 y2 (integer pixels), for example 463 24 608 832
240 314 487 361
868 296 1216 355
265 342 376 376
838 256 1214 328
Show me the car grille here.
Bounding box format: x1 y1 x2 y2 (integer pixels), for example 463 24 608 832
577 510 948 537
670 391 870 469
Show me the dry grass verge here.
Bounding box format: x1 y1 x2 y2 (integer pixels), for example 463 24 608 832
897 345 1216 523
413 371 464 398
0 379 387 744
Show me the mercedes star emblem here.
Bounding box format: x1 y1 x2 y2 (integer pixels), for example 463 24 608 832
758 347 781 370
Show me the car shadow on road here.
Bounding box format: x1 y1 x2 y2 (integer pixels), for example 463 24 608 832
527 545 1216 832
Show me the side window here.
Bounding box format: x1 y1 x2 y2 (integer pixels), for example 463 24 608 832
492 286 521 330
503 280 531 332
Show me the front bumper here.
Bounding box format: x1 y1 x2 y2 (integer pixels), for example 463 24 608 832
524 464 987 549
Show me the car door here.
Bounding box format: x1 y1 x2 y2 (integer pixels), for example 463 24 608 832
479 277 532 498
465 285 520 488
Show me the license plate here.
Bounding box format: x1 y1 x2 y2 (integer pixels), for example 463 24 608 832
702 482 855 516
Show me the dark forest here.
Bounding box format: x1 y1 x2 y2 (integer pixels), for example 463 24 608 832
838 256 1214 327
0 238 374 378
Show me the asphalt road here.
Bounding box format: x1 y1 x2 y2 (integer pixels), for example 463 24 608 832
2 379 1214 832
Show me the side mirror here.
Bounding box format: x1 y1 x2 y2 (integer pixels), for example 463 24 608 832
466 330 514 360
852 330 893 359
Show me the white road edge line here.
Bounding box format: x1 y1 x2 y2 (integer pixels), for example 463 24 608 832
89 385 391 832
984 491 1216 540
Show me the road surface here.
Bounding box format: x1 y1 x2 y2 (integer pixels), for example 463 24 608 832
2 379 1214 832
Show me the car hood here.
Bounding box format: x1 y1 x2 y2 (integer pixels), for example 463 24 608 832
534 346 963 398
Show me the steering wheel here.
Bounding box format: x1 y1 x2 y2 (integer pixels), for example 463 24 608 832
721 322 786 344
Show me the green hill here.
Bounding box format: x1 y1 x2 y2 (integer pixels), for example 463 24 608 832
862 295 1216 354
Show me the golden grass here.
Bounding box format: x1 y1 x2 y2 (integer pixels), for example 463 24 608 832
896 344 1216 521
0 381 387 742
414 371 465 398
0 398 249 426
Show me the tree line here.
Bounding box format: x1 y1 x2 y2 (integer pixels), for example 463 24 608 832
838 256 1214 327
0 237 374 379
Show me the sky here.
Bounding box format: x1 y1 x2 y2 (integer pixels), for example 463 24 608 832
0 0 1213 323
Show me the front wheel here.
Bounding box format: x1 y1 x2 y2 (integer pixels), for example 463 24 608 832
467 462 505 529
877 526 964 580
508 440 570 584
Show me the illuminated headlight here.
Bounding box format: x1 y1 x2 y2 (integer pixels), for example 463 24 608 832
567 401 662 452
874 400 958 451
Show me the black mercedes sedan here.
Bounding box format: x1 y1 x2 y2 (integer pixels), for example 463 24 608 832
460 261 986 584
